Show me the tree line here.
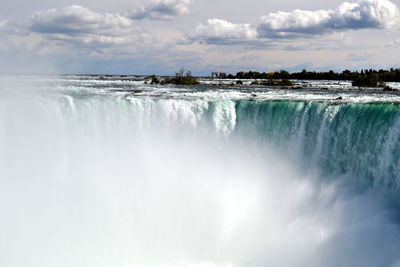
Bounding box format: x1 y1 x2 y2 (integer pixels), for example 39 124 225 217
223 68 400 82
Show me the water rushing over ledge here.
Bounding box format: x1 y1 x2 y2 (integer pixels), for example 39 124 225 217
1 75 400 267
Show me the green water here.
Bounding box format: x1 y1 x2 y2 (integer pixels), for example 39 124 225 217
235 100 400 191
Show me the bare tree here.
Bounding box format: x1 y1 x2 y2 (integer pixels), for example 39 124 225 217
176 67 185 77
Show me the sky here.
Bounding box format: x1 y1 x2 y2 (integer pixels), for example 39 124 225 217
0 0 399 75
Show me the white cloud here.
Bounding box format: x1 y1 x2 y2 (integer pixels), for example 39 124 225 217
127 0 191 20
188 0 398 44
0 21 13 49
0 20 27 37
258 0 399 38
28 5 159 55
0 20 11 39
191 19 257 44
1 0 398 74
0 20 34 54
0 20 7 30
31 5 133 36
388 39 400 47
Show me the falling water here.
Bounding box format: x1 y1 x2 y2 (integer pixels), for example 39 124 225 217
1 76 400 267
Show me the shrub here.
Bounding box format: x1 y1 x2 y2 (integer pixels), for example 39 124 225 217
160 69 199 85
352 73 379 87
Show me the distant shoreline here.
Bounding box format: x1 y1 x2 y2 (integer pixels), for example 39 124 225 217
1 68 400 82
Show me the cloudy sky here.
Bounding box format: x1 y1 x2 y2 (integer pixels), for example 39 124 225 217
0 0 399 75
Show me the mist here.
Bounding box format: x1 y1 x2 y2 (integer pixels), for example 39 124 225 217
1 77 400 267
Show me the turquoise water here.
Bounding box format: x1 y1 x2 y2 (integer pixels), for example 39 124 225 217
1 76 400 267
235 101 400 192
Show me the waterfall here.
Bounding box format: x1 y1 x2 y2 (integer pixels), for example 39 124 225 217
1 77 400 267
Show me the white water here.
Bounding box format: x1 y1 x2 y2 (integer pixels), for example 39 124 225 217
1 77 400 267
